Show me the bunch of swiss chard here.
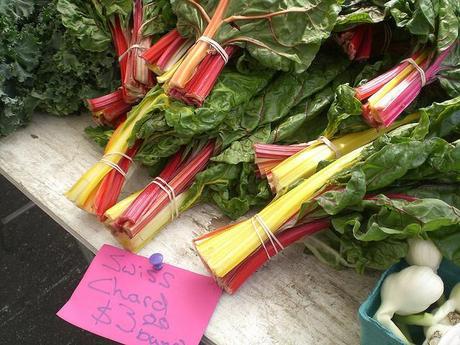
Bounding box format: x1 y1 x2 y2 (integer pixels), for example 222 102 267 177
83 43 458 255
57 0 176 126
192 96 460 293
78 48 349 251
161 0 343 105
74 0 460 264
324 0 460 134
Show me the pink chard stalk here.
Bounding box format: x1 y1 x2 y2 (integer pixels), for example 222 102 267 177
355 44 456 127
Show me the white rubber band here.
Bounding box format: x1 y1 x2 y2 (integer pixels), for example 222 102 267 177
118 44 148 62
254 214 284 252
197 36 229 64
149 177 179 220
103 152 133 162
317 136 342 158
251 217 271 259
402 58 427 86
100 159 127 178
251 214 284 260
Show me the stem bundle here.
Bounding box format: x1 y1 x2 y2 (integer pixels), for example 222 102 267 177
355 46 454 127
256 114 418 193
194 146 365 278
104 141 216 252
335 25 374 61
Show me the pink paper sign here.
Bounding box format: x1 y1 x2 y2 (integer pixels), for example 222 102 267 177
57 244 222 345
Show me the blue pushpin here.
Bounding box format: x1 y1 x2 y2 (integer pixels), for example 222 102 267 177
149 253 164 270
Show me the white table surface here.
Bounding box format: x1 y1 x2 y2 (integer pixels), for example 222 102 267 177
0 113 378 345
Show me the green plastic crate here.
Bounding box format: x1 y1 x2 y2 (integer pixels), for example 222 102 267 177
359 260 460 345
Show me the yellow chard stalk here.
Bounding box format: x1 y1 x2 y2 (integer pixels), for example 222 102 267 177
156 57 187 84
66 88 169 209
104 191 141 223
195 145 366 278
270 113 419 194
367 52 428 107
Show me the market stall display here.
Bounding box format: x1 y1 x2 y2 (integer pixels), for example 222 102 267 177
1 1 459 344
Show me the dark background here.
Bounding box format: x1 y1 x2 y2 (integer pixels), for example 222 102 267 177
0 175 209 345
1 174 120 344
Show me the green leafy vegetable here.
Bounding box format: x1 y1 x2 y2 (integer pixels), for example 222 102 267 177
84 125 114 147
302 134 460 272
172 0 343 73
57 0 112 52
334 1 386 31
385 0 459 51
0 0 119 136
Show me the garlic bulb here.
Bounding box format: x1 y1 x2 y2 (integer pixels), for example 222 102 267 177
423 324 453 345
438 324 460 345
375 266 444 343
406 238 442 271
433 283 460 323
423 306 460 345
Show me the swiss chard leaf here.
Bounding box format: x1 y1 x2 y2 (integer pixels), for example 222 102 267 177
429 225 460 266
302 135 460 272
437 43 460 98
305 194 460 272
142 0 176 37
164 67 273 137
173 0 343 73
385 0 459 52
334 3 386 31
390 184 460 209
184 162 271 219
323 83 366 137
84 125 114 147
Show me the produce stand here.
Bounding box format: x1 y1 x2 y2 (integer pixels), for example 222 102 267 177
0 113 379 345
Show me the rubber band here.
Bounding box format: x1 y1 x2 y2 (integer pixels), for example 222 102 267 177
251 214 284 260
402 58 426 87
100 159 127 178
251 217 271 260
118 44 148 62
254 214 284 252
317 136 342 158
149 177 179 220
197 36 229 64
103 152 133 162
295 136 341 158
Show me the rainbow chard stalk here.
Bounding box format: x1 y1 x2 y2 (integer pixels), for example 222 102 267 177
356 45 455 127
86 17 133 126
335 25 375 61
168 45 238 106
115 149 184 228
110 16 129 93
168 0 230 90
254 143 309 176
67 89 170 212
194 146 366 279
123 0 154 103
141 29 194 83
105 141 216 252
87 89 132 126
220 219 331 293
255 114 418 194
355 26 373 61
93 142 140 219
167 0 340 105
203 191 421 294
